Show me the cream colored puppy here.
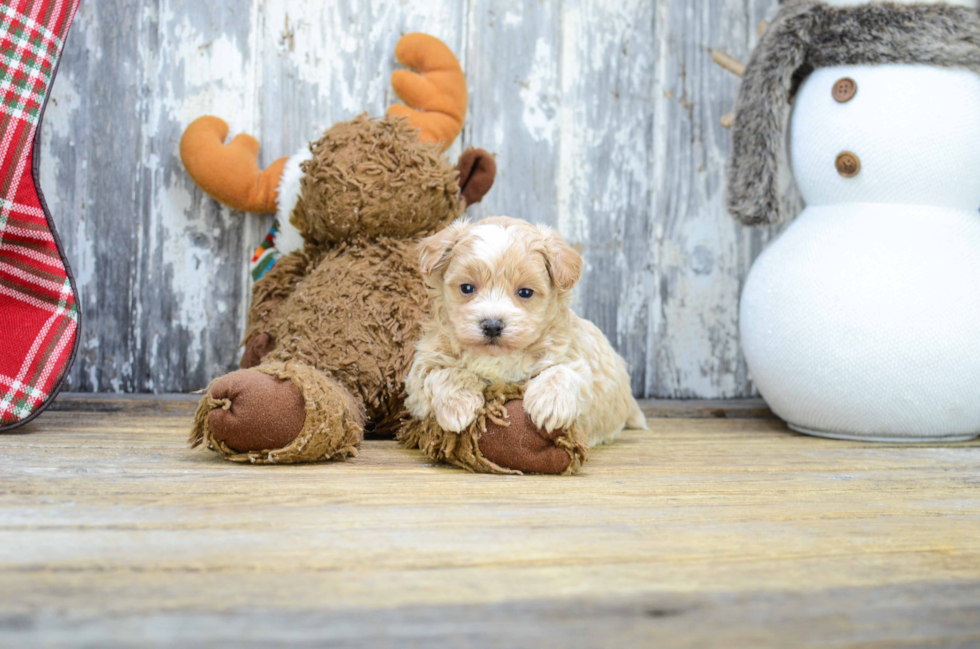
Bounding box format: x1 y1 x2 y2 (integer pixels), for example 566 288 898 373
406 216 647 445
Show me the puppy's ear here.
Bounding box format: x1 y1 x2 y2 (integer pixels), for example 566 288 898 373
539 226 583 292
419 220 467 277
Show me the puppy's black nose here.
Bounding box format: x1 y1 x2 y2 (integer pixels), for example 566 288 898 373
480 318 505 339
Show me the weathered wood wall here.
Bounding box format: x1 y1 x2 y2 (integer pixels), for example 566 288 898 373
41 0 784 397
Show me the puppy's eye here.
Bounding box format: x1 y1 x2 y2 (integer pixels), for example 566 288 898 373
460 284 476 295
517 288 534 299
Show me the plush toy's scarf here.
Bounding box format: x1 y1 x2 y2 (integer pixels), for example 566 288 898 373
728 1 980 226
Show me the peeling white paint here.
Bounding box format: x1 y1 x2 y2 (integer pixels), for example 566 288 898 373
519 39 559 144
42 70 80 139
159 16 253 135
556 3 588 246
503 11 522 27
75 2 102 62
41 68 94 294
155 166 214 365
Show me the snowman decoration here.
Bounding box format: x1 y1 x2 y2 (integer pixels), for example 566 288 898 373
725 0 980 441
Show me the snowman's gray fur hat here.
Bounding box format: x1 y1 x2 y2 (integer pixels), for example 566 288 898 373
728 0 980 225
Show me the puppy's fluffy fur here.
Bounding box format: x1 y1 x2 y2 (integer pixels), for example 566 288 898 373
406 216 647 445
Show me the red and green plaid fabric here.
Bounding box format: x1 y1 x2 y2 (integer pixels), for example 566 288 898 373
0 0 80 430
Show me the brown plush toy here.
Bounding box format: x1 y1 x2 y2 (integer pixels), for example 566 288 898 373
180 34 498 464
400 384 589 476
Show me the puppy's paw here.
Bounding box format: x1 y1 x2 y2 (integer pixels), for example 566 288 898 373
432 389 485 432
524 377 581 433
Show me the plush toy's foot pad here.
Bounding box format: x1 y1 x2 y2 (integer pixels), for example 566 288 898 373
399 384 589 476
478 399 573 474
189 362 365 464
206 369 306 452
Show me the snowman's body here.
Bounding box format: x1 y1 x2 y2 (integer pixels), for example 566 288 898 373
739 52 980 439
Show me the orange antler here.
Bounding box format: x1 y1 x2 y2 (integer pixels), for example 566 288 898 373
387 33 467 151
179 116 287 213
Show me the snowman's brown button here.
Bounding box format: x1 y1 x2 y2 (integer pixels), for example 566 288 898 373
835 152 861 178
832 77 857 103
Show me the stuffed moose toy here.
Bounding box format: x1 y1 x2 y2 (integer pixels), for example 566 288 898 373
179 34 499 464
172 32 596 472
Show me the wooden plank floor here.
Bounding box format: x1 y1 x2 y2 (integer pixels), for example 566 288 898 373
1 395 979 647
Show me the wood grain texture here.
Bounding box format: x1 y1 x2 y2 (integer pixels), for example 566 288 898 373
40 0 791 397
1 402 978 646
44 391 777 419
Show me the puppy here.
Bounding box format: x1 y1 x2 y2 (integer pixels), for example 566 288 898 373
406 216 647 446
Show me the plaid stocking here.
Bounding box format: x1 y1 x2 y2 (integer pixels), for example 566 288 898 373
0 0 80 431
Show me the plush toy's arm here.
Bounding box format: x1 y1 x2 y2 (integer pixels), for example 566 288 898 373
240 248 315 367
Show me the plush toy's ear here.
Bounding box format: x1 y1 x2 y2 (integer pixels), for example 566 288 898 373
726 2 813 226
180 116 287 214
456 148 496 206
538 226 583 292
419 220 468 277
